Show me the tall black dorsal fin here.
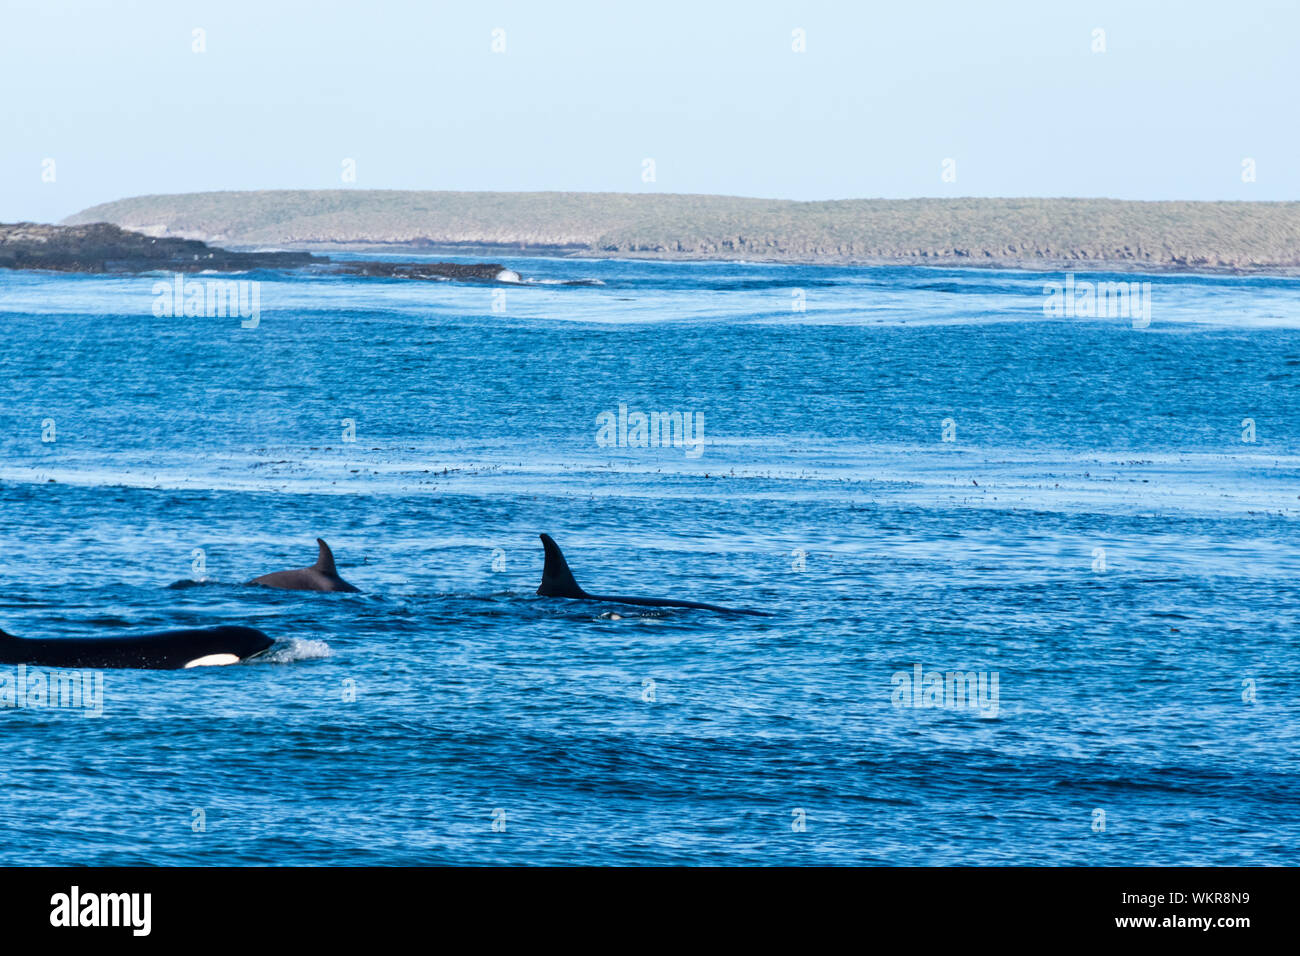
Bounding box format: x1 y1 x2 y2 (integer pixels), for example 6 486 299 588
314 538 339 576
537 534 585 598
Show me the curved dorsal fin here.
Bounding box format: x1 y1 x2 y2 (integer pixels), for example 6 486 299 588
537 534 585 598
314 538 338 576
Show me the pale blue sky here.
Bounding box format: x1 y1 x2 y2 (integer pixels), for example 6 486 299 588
3 0 1298 222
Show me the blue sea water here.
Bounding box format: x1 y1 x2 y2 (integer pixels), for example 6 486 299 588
0 255 1297 865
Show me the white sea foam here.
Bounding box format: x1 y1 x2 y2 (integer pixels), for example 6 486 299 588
256 639 333 663
4 443 1297 518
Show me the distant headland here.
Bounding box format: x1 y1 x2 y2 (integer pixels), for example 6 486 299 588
62 191 1300 274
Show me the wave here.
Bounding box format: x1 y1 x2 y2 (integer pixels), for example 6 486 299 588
257 638 333 663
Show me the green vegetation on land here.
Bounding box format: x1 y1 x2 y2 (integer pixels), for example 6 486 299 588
64 191 1300 271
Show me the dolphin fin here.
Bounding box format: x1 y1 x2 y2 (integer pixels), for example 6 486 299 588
314 538 339 576
537 534 586 598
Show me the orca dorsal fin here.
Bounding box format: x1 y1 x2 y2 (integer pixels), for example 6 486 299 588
314 538 339 576
537 534 586 598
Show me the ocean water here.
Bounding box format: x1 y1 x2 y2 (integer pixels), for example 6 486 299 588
0 255 1297 865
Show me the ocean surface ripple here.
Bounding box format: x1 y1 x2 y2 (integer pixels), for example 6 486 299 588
0 256 1296 865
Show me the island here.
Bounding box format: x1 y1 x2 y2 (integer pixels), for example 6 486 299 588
60 190 1300 274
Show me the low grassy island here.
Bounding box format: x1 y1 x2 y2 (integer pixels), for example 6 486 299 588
63 191 1300 273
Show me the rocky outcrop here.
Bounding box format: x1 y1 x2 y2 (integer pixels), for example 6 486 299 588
0 221 316 272
335 260 511 282
0 222 514 282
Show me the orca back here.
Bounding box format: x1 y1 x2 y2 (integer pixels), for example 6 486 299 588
534 534 770 615
0 625 273 670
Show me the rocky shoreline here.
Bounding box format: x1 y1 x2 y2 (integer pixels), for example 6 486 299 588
333 259 517 282
0 222 511 282
285 240 1300 276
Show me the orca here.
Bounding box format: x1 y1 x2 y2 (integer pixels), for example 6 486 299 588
248 538 361 593
536 533 770 616
0 624 273 670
